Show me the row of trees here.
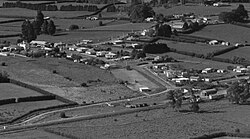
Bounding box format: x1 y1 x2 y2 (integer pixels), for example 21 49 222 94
3 2 99 12
3 2 58 11
21 11 56 42
219 4 248 23
227 80 250 104
60 4 98 11
75 0 120 4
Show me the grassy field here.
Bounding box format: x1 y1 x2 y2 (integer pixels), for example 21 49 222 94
158 40 228 55
166 52 237 70
39 99 250 139
0 100 64 123
0 56 137 103
216 46 250 60
192 24 250 44
0 83 42 99
86 22 154 31
0 129 69 139
154 3 250 16
36 31 127 43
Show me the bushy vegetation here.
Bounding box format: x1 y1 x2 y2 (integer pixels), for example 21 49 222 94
3 1 58 11
227 80 250 104
129 3 155 23
69 25 80 30
0 71 9 83
155 24 172 37
219 4 248 23
167 89 183 111
143 43 170 54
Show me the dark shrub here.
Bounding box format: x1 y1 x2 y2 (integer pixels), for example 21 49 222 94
60 112 67 118
1 62 6 66
69 24 79 30
52 70 57 74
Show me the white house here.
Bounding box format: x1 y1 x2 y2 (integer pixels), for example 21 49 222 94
217 69 226 73
30 41 48 47
202 68 213 74
76 47 88 52
105 52 117 59
200 88 217 99
233 67 249 73
190 76 200 82
96 51 108 57
85 49 96 55
139 87 151 92
18 41 30 50
209 40 219 45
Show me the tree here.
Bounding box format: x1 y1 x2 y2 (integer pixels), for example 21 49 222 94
41 20 48 34
48 20 56 35
69 24 79 30
234 4 248 21
36 10 44 28
129 4 155 23
156 24 172 37
32 20 41 35
21 20 37 42
167 89 183 111
227 80 250 104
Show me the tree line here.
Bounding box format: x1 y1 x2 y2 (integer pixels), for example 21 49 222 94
21 11 56 42
3 2 99 12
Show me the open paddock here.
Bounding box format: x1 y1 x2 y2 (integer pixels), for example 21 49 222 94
0 129 69 139
0 8 93 18
154 3 250 16
85 22 154 31
37 31 128 43
0 83 43 99
158 40 228 55
192 24 250 44
166 52 236 70
216 46 250 60
0 100 65 123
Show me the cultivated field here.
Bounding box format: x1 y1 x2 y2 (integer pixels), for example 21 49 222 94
0 83 42 99
158 40 228 55
0 100 64 123
192 24 250 44
216 46 250 60
40 99 250 139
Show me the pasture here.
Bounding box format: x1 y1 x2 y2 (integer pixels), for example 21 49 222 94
192 24 250 43
166 52 237 70
157 40 228 55
0 100 65 123
0 129 69 139
0 83 42 99
154 3 250 16
216 46 250 60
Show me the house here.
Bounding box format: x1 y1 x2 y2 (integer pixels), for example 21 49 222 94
200 88 217 99
96 51 108 57
168 21 189 32
172 77 189 83
190 76 200 82
76 47 88 52
105 52 117 59
85 49 96 55
139 87 151 92
121 56 132 60
217 69 226 73
202 68 213 74
30 41 48 47
209 40 219 45
164 70 176 78
67 44 77 51
17 41 30 50
153 63 165 69
233 67 249 73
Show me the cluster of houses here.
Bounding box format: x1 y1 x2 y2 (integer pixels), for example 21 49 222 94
151 63 250 86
